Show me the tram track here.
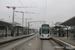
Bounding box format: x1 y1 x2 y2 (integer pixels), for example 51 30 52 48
0 35 66 50
50 40 65 50
40 40 43 50
40 39 66 50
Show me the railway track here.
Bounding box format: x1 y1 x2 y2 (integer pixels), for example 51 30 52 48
40 39 66 50
0 35 66 50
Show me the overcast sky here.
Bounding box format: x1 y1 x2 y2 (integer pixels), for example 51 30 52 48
0 0 75 28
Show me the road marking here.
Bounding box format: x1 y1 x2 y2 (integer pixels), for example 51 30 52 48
53 37 75 48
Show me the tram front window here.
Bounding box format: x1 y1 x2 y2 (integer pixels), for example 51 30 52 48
42 29 49 34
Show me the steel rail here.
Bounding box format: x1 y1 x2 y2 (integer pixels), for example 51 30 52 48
40 40 43 50
49 39 66 50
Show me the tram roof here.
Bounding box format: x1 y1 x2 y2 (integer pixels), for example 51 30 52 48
42 24 49 27
41 27 50 29
60 16 75 26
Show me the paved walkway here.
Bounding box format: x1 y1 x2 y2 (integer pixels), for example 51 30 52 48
0 35 26 42
0 33 35 43
54 36 75 46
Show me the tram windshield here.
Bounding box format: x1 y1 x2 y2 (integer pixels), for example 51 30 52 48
42 29 49 34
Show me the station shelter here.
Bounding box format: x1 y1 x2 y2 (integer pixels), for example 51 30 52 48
60 16 75 38
23 28 34 35
11 26 24 36
0 21 12 37
23 27 29 35
52 26 65 37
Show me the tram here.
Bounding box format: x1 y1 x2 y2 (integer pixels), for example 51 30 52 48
39 24 51 39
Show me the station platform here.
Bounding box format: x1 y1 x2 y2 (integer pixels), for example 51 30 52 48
53 37 75 45
52 36 75 49
0 33 35 45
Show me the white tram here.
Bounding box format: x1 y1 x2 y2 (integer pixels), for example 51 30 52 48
39 24 51 39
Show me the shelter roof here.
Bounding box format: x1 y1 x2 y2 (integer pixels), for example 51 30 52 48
60 16 75 26
0 20 12 26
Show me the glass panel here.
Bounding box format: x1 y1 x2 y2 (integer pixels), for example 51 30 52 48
42 29 49 34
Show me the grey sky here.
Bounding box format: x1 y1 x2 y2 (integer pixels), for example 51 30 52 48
0 0 75 28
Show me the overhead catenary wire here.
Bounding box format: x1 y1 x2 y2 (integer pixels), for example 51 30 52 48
18 0 27 10
18 0 25 7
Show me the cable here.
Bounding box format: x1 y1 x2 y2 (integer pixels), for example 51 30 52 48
18 0 25 8
18 0 28 12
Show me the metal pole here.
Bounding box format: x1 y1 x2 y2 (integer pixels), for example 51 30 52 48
5 26 8 37
26 18 27 27
67 27 68 38
12 8 15 26
11 7 15 36
22 12 24 26
28 22 30 34
25 18 31 27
